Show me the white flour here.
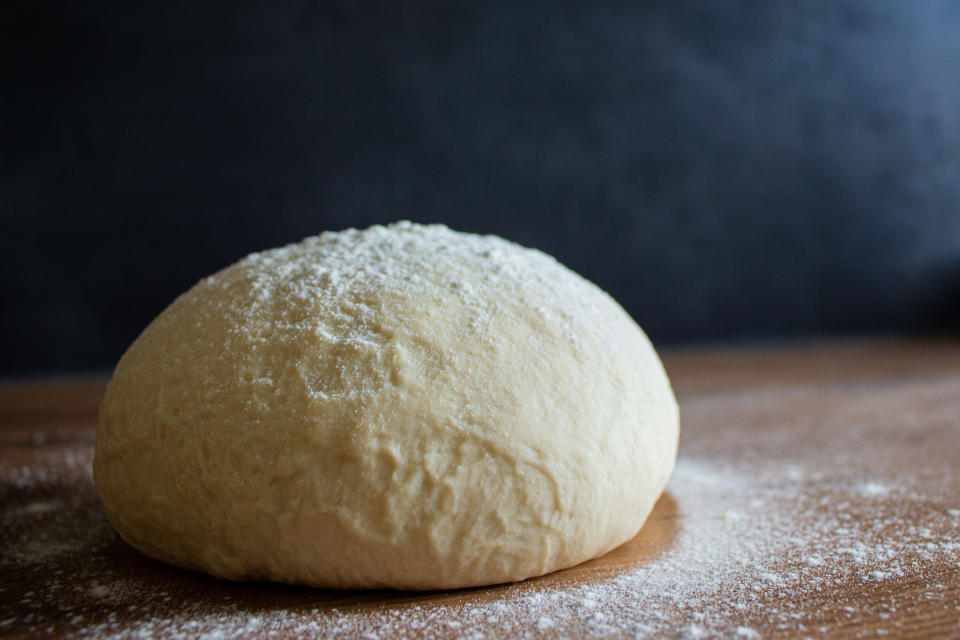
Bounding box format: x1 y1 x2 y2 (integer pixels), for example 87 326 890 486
3 440 958 639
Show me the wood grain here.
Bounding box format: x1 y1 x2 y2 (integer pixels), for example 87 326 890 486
1 336 959 638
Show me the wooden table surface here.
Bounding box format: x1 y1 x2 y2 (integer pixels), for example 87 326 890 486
2 336 959 639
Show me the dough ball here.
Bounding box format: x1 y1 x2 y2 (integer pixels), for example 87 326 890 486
94 221 679 590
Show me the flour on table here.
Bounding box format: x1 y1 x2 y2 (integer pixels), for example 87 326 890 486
3 439 958 639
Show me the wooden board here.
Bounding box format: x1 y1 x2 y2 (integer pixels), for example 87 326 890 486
2 336 959 638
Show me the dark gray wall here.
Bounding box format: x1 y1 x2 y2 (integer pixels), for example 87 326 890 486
3 1 960 374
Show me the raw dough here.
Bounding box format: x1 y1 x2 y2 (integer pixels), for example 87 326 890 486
94 222 679 590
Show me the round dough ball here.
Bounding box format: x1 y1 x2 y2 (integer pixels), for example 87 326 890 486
94 221 679 590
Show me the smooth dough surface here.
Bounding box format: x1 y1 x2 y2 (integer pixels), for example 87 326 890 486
94 221 679 590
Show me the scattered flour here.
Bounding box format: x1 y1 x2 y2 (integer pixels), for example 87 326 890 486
857 482 893 498
6 368 960 640
3 442 959 639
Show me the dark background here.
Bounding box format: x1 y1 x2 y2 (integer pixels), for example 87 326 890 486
3 1 960 375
